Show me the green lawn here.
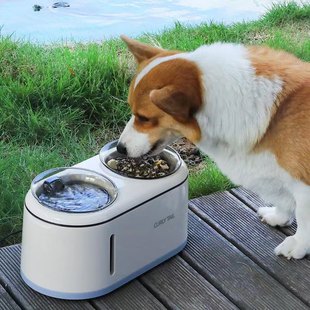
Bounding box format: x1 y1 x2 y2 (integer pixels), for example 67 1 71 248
0 2 309 246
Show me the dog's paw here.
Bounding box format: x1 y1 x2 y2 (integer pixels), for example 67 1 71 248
257 206 293 227
275 236 310 259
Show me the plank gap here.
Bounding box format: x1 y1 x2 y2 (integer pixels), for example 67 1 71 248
139 254 237 310
0 281 22 310
230 187 297 236
183 210 308 309
0 271 27 310
189 193 310 307
138 278 173 310
179 251 240 309
88 300 105 310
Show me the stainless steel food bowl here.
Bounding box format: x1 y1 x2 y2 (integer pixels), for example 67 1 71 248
99 140 182 179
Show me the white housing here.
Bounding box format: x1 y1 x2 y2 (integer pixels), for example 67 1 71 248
20 146 188 300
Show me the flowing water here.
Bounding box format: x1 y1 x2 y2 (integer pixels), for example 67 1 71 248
39 182 110 212
0 0 304 44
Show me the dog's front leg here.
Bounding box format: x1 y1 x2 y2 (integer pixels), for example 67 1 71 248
247 178 296 227
275 184 310 259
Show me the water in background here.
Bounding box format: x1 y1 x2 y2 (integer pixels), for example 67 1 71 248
0 0 304 44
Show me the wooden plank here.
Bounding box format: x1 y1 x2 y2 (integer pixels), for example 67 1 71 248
0 283 21 310
0 245 94 310
91 280 165 310
230 187 297 235
189 192 310 306
230 187 272 210
0 245 166 310
140 255 237 310
181 210 308 310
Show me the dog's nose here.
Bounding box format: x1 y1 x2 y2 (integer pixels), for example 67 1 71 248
117 142 127 155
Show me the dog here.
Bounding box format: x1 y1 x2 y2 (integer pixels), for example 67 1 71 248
117 35 310 259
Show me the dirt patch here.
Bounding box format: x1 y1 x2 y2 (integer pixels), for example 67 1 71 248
171 138 205 170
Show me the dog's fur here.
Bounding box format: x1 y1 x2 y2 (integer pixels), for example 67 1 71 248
118 36 310 259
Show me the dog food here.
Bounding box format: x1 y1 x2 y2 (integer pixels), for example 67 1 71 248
107 156 170 178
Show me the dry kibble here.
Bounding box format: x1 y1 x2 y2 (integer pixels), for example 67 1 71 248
160 164 169 170
107 155 171 178
107 159 118 170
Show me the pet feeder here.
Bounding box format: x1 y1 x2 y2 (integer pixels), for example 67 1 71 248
20 141 188 299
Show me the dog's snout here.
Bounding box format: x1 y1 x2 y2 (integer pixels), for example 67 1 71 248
117 142 127 155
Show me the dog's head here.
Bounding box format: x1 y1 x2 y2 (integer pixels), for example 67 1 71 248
117 36 203 157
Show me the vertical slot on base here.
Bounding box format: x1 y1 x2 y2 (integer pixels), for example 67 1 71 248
110 234 115 275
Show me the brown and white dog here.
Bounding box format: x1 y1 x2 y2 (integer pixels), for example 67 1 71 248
117 35 310 259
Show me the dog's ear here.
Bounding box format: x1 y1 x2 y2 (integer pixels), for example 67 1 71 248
121 35 164 64
150 86 195 123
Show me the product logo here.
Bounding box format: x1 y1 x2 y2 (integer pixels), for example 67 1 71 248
154 213 175 228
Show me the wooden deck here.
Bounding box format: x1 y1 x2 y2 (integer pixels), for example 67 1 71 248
0 188 309 310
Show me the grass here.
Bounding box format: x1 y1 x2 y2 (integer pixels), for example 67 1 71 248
0 2 309 246
188 158 233 199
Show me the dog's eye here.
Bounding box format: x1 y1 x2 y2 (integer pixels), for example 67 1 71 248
136 114 150 123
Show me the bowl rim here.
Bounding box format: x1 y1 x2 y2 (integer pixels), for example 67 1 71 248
31 166 118 213
99 140 182 180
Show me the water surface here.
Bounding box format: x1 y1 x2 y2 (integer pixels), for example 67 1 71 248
0 0 304 43
39 182 110 213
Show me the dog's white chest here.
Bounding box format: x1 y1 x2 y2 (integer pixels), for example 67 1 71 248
197 140 289 189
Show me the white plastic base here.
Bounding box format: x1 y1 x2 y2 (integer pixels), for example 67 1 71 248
21 241 186 300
